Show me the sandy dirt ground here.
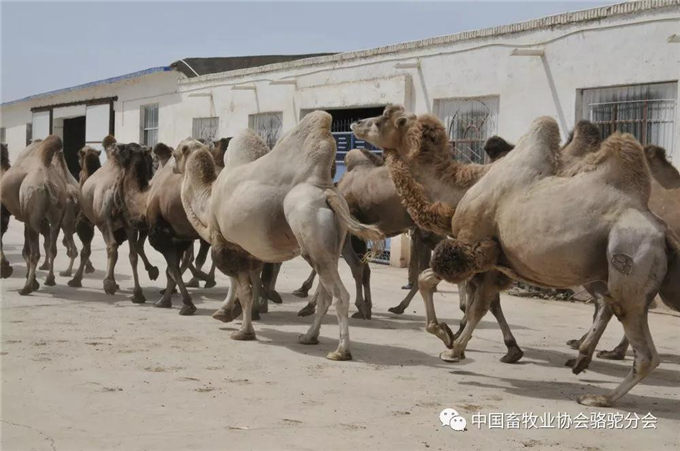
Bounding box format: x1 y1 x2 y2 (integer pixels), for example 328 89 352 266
1 219 679 451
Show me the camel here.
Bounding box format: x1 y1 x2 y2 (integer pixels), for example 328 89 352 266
370 107 678 406
566 137 680 361
351 106 524 363
0 137 68 294
177 112 383 360
1 144 13 277
70 137 158 300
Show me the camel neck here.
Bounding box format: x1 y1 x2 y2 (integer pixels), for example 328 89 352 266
649 160 680 189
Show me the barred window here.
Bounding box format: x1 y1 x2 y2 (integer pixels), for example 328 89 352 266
580 82 677 160
433 96 499 164
140 104 159 146
248 112 282 149
192 117 219 142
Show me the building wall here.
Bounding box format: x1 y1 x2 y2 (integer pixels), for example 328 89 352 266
177 6 680 165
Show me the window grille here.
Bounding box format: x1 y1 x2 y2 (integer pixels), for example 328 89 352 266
248 112 282 149
192 117 219 142
140 104 159 146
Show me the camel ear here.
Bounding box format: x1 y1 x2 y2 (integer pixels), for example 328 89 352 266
394 113 415 129
94 149 102 156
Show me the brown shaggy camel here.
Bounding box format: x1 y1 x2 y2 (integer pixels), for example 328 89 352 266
177 113 383 360
1 144 13 277
70 137 158 299
0 137 67 294
370 108 678 406
566 134 680 361
351 106 524 363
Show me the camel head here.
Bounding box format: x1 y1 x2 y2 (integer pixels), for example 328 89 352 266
111 143 154 186
484 136 514 162
562 120 602 158
430 238 501 284
212 137 231 167
78 146 102 176
173 138 210 174
351 105 416 154
152 142 173 171
644 144 680 189
102 135 117 158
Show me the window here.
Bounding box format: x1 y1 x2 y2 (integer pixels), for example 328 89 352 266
248 112 282 149
580 82 677 159
140 104 159 146
25 123 32 145
0 127 5 145
192 117 219 142
433 96 499 164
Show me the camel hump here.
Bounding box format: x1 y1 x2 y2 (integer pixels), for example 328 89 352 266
224 129 270 170
509 116 561 174
345 148 384 171
37 135 63 166
562 120 602 160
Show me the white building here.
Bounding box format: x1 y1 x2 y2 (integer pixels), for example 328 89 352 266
2 0 679 264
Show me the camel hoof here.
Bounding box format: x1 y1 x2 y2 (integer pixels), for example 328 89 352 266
298 334 319 345
85 262 95 274
103 279 117 295
185 278 200 288
44 275 56 286
439 349 462 363
31 279 39 290
154 298 172 309
212 308 237 323
388 305 405 315
500 347 524 364
577 394 611 407
297 303 316 317
353 303 372 320
131 290 146 304
147 266 159 281
596 349 626 360
1 264 13 278
67 278 82 288
427 322 455 349
39 262 49 271
19 284 35 295
292 288 309 298
566 339 581 350
567 355 591 374
231 330 256 341
179 304 197 316
326 350 352 361
204 279 216 289
267 290 282 304
401 283 412 290
59 270 72 277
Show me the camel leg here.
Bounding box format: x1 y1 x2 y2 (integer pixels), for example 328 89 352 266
126 228 146 304
164 246 196 316
565 298 613 373
43 220 60 286
299 284 331 345
0 205 12 278
212 276 241 322
136 230 159 281
419 268 454 348
101 222 119 295
19 225 40 295
293 269 316 298
38 222 50 270
187 240 212 287
230 271 257 340
59 229 78 277
489 296 524 363
68 218 94 287
440 272 497 362
345 238 371 320
262 262 282 304
154 269 176 308
390 230 432 314
597 335 629 360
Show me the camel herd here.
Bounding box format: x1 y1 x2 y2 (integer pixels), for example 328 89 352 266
1 105 678 408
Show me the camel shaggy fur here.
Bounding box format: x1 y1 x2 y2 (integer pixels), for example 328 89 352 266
178 112 383 360
1 144 13 277
351 105 524 363
382 109 678 406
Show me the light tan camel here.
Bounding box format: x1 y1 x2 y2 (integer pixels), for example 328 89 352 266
177 112 383 360
566 134 680 361
351 106 524 363
70 137 158 299
0 137 67 294
371 108 678 406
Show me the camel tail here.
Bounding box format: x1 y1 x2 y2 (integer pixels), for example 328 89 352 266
325 189 383 243
659 230 680 312
385 154 454 236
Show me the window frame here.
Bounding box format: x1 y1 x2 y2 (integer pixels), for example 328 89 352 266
140 103 159 146
248 111 283 149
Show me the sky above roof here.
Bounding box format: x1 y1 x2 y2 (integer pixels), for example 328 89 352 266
1 1 614 103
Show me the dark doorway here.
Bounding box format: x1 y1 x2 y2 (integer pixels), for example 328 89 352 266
63 116 86 178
